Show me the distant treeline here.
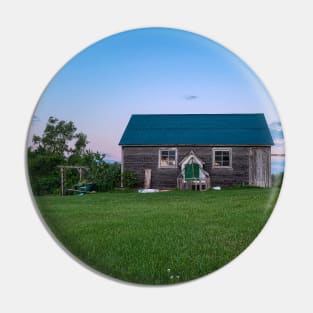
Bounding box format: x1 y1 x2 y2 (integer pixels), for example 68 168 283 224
271 172 284 187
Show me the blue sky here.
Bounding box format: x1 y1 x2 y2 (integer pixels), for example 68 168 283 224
29 27 285 173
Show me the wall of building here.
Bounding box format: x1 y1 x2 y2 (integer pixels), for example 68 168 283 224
122 145 271 189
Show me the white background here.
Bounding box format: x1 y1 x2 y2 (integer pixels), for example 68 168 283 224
1 1 312 312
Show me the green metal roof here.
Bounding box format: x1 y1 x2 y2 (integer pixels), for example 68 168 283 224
119 114 274 146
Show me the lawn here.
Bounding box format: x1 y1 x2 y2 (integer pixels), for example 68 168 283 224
35 187 280 285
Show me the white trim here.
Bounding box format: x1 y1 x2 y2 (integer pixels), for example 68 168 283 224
180 151 210 180
158 147 178 168
180 151 204 174
179 150 204 166
212 147 232 169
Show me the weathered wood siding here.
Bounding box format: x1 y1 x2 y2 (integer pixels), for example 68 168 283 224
122 146 271 188
248 147 272 187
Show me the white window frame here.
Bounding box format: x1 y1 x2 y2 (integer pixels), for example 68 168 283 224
212 148 232 168
158 148 178 168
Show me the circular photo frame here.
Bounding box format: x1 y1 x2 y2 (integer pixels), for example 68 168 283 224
27 27 285 285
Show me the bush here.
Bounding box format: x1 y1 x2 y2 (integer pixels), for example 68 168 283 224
28 141 126 194
28 151 64 195
86 157 121 192
122 170 138 188
98 163 121 192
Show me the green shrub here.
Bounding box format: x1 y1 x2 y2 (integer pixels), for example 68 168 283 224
85 155 121 192
27 151 64 195
122 170 138 188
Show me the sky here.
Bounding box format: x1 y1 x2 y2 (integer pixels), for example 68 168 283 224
29 27 285 173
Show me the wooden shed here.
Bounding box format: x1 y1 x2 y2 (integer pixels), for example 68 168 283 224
119 114 274 190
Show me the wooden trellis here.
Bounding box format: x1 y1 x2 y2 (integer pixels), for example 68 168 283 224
57 165 89 196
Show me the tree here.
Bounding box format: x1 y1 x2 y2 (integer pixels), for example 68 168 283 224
29 117 88 194
74 132 89 156
28 116 123 195
32 116 78 155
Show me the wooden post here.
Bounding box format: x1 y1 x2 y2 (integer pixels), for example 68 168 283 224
120 147 124 188
79 167 82 181
58 165 89 195
144 169 151 189
248 148 252 186
60 167 64 196
268 148 271 187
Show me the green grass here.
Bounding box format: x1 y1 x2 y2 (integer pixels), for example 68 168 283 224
35 187 280 285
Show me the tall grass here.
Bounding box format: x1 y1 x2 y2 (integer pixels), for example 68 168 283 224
36 187 280 284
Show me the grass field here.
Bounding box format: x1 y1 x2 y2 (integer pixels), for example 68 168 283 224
35 187 280 285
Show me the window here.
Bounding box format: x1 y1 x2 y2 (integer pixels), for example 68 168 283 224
159 148 177 167
213 148 232 168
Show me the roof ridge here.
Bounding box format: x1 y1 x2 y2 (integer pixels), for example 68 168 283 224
131 113 265 116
